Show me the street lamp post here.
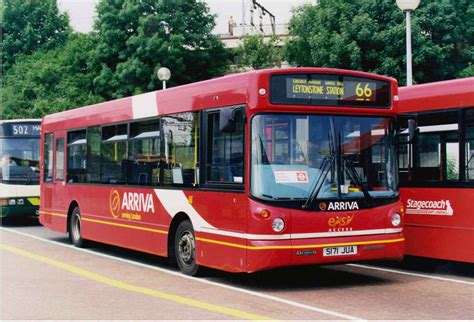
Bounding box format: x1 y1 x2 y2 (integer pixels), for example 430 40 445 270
396 0 420 86
157 67 171 90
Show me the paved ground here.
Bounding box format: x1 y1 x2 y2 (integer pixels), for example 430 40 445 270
1 218 473 320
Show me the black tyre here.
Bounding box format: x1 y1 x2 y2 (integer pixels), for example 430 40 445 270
69 206 86 247
174 220 200 276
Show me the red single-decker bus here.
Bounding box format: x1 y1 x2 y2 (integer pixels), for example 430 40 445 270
398 77 474 263
40 68 404 275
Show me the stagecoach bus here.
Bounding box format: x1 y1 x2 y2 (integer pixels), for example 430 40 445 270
40 68 404 275
0 119 41 218
398 77 474 263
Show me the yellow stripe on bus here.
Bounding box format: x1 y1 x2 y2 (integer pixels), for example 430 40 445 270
39 210 67 218
0 243 273 321
82 217 168 235
39 210 403 251
196 237 405 251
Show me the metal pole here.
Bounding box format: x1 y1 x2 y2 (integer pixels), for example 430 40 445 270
242 0 246 35
406 10 413 86
162 80 166 90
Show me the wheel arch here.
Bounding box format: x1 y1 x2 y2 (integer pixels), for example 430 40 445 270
66 200 79 232
167 212 192 260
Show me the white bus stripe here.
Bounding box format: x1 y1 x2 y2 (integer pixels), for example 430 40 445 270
132 92 158 120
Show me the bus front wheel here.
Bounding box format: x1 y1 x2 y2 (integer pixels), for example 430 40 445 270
175 220 200 276
69 206 86 248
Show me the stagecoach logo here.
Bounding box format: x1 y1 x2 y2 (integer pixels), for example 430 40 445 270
320 201 359 211
109 188 155 220
328 215 354 232
406 199 454 216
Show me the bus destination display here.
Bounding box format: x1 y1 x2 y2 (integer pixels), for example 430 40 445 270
1 123 41 137
270 74 391 108
288 78 376 102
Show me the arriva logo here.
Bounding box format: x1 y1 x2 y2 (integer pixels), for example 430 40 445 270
328 215 354 232
109 189 155 220
109 189 121 219
328 201 359 211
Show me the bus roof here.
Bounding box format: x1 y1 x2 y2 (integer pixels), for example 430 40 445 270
399 77 474 113
42 67 397 131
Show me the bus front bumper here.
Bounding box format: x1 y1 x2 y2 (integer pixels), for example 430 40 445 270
245 232 404 273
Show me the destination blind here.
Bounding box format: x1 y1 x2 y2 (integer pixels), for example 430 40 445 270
270 74 391 108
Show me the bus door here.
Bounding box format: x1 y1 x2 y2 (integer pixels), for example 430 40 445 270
52 132 66 213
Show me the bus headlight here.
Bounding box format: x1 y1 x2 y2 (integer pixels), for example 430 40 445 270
272 218 285 232
8 199 16 206
391 213 401 227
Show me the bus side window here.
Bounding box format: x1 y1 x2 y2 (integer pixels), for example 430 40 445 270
67 129 87 183
128 120 161 186
55 138 64 181
43 133 54 183
100 124 128 184
206 107 244 185
464 109 474 182
161 112 199 186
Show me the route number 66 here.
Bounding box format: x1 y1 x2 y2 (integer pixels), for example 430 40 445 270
355 83 373 98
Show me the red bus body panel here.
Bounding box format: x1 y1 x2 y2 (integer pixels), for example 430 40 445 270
40 68 404 273
399 77 474 263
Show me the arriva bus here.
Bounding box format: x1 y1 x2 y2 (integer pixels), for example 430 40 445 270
1 119 41 218
398 77 474 263
40 68 404 275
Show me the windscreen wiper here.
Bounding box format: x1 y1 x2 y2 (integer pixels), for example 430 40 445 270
342 156 374 206
302 154 335 209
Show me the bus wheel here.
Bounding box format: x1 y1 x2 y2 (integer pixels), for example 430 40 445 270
175 220 199 276
69 206 86 248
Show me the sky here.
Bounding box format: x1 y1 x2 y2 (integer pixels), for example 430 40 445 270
57 0 315 34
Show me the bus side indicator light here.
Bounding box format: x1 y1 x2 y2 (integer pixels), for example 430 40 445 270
260 209 271 219
187 196 193 205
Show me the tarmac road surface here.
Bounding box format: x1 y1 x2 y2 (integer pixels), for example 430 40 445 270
1 220 473 320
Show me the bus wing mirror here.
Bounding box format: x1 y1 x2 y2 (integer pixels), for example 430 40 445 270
408 118 417 142
219 108 237 133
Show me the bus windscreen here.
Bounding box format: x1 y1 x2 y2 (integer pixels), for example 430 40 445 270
270 74 391 108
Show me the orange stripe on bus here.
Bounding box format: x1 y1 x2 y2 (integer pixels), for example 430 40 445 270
39 210 67 218
82 217 168 235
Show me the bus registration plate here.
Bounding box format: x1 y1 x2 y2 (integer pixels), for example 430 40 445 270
323 246 357 256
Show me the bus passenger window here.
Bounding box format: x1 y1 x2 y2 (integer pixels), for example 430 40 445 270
86 126 101 183
67 130 87 183
465 109 474 181
55 138 64 181
43 133 54 182
128 120 161 186
206 108 244 184
100 124 127 184
161 113 199 186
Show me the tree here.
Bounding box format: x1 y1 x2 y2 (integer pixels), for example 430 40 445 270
2 34 103 119
2 0 71 72
91 0 231 100
236 34 282 70
285 0 473 85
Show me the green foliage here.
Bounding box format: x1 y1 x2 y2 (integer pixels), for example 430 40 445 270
2 0 71 72
285 0 473 85
236 34 282 69
2 34 104 119
91 0 231 100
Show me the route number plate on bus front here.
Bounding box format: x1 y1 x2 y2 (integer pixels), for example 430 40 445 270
323 246 357 256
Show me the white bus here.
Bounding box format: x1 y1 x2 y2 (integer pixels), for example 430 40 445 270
0 119 41 219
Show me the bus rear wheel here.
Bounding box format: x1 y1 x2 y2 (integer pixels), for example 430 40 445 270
175 220 200 276
69 206 86 248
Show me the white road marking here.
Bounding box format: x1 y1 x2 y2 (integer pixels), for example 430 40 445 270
1 227 363 320
347 264 474 286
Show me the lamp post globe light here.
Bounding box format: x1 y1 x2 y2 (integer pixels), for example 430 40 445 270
397 0 420 86
157 67 171 90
